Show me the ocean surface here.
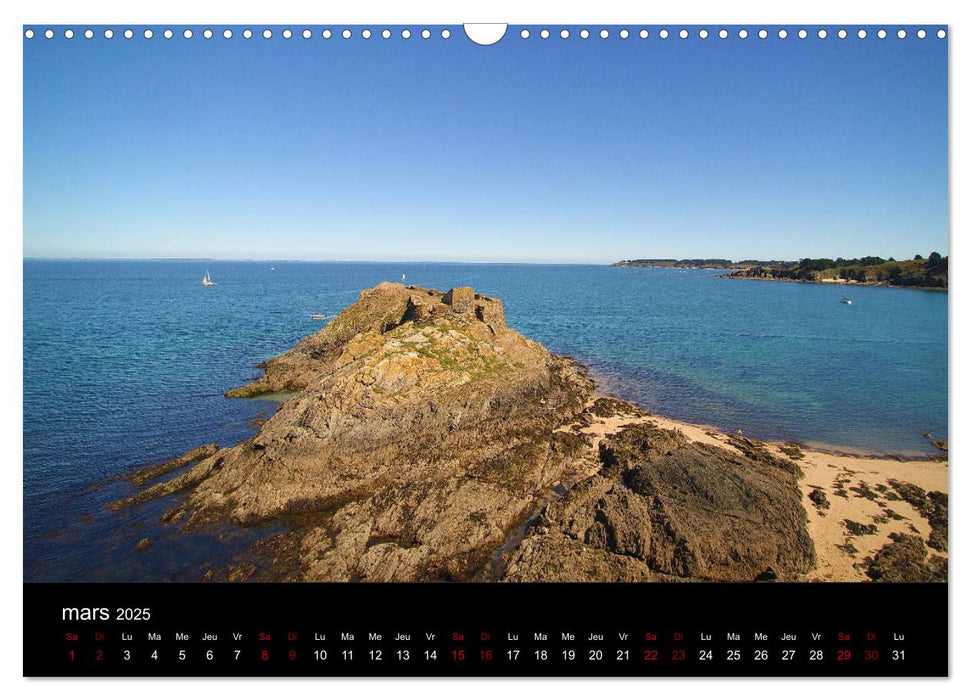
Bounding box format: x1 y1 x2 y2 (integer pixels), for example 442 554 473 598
23 260 948 581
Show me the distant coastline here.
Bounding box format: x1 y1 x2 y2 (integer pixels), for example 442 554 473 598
614 255 948 290
722 255 948 290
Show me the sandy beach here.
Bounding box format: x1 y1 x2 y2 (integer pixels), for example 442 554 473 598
572 397 948 583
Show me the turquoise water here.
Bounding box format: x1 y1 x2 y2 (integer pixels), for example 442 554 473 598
23 260 947 581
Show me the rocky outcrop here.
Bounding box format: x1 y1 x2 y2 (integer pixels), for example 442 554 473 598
119 283 595 581
115 282 818 583
886 480 948 552
865 533 947 582
129 444 219 487
503 423 816 582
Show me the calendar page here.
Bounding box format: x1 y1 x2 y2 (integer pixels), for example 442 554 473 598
22 20 948 677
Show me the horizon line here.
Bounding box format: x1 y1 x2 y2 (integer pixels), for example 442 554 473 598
23 256 622 265
23 253 943 265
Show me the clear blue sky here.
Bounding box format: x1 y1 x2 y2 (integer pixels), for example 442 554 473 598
23 26 948 263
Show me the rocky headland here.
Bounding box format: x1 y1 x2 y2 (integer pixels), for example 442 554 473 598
112 282 946 583
722 255 948 290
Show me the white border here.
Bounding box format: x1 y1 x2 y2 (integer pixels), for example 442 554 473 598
5 0 965 697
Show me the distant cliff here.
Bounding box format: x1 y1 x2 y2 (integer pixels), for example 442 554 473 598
724 254 948 289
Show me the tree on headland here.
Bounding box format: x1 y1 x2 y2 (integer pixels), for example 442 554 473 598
924 252 947 276
914 254 924 260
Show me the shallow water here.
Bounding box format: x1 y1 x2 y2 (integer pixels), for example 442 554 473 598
23 260 947 581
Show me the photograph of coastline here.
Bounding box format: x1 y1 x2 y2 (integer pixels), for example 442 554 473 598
24 26 947 585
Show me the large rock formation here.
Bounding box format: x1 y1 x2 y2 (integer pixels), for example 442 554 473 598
125 283 595 581
503 423 816 582
117 282 817 583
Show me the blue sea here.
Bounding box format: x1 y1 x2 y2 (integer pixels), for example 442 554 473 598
23 260 948 581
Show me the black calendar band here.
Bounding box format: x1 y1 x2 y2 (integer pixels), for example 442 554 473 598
24 582 947 677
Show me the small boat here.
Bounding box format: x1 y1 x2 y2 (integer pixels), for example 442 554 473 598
201 270 216 287
310 313 327 320
840 297 852 305
401 273 406 281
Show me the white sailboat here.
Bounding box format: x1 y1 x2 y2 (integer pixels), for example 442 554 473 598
202 270 216 287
